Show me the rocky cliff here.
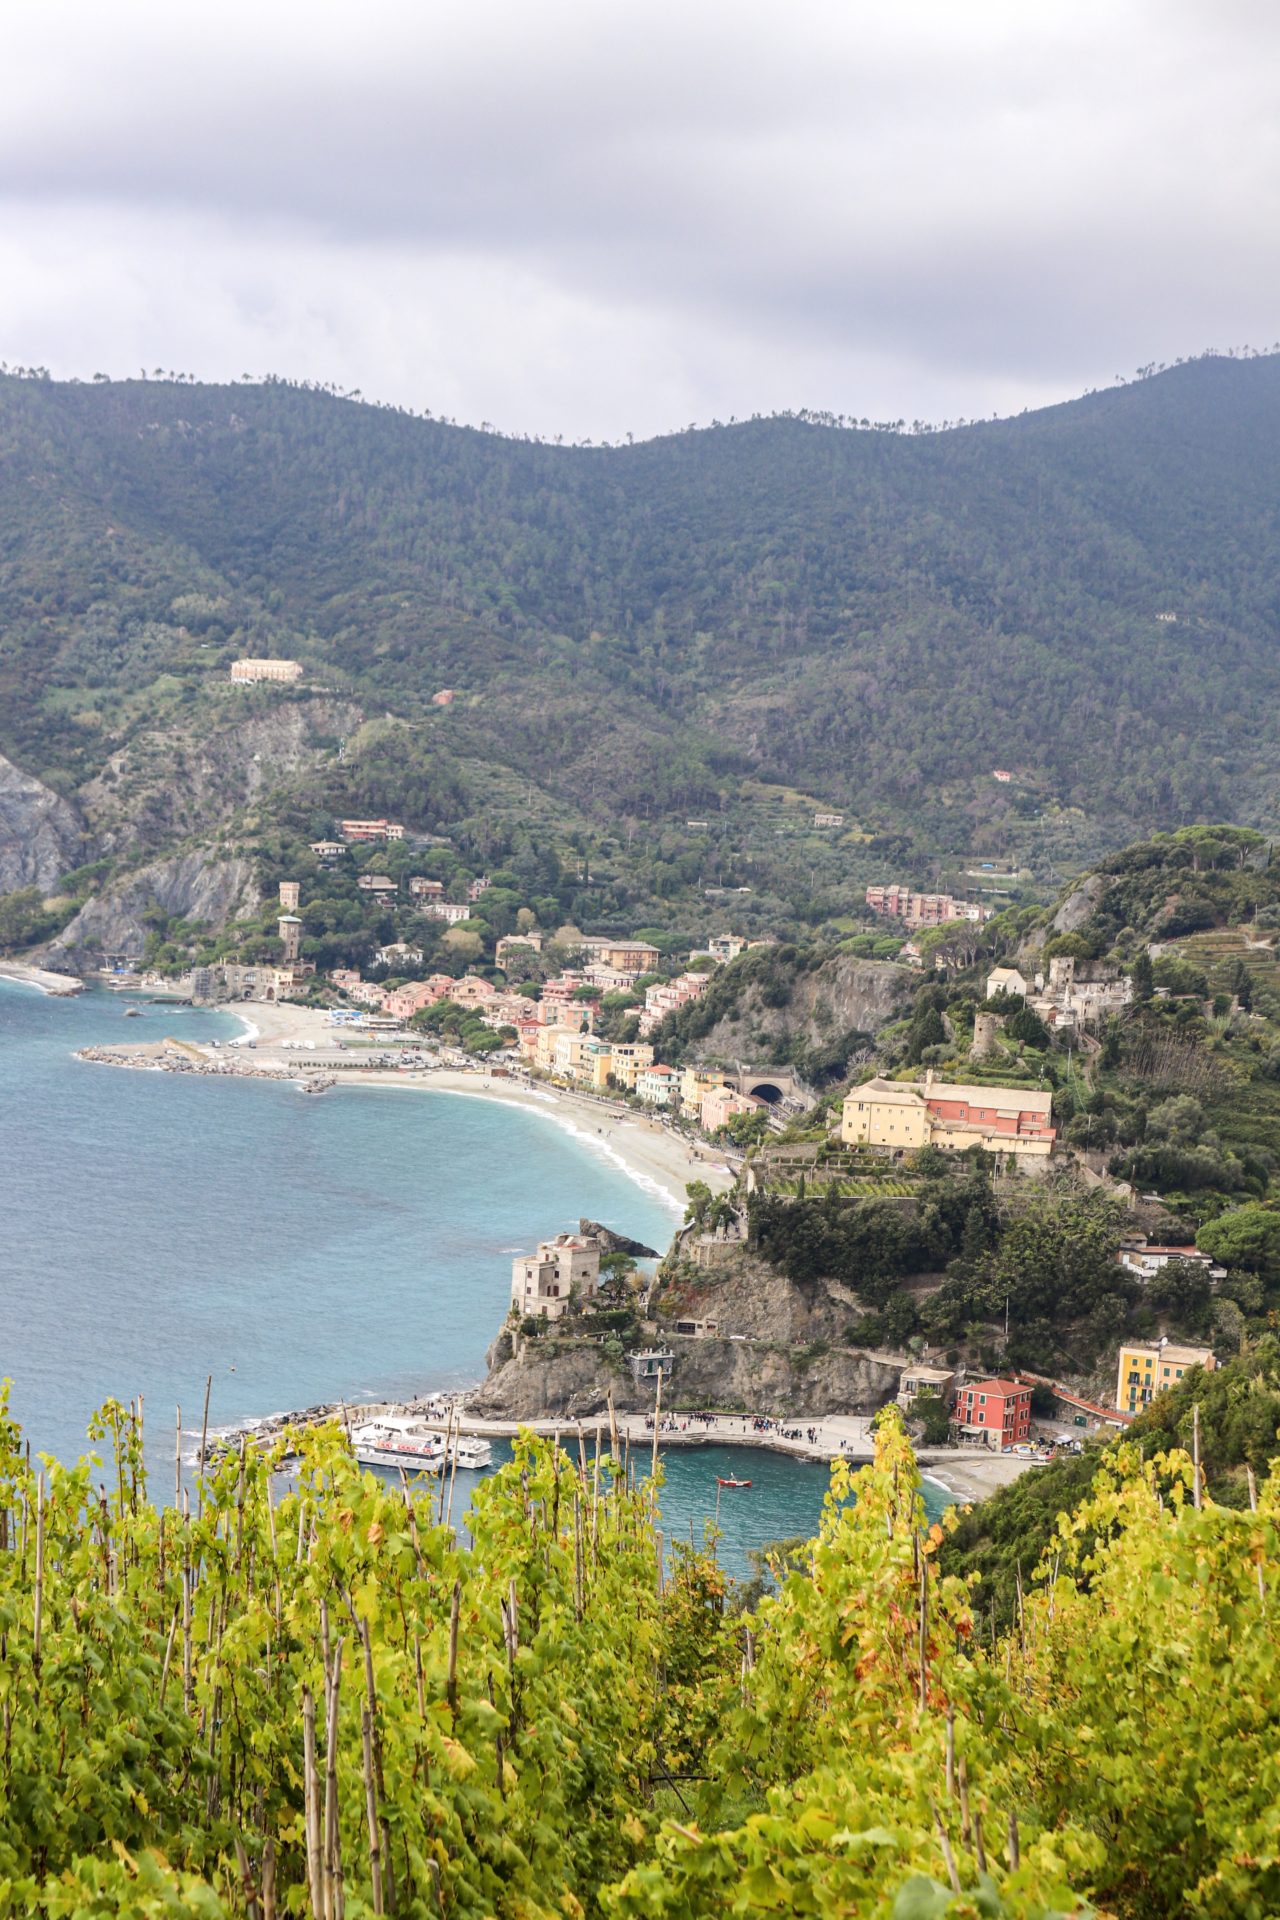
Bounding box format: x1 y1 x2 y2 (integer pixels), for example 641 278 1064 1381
0 753 87 892
684 953 909 1068
467 1246 903 1421
468 1332 900 1422
77 696 364 855
48 851 261 966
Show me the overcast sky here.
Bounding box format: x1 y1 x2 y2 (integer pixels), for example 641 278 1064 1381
1 1 1276 441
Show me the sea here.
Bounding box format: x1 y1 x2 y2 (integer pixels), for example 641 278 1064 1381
0 981 948 1579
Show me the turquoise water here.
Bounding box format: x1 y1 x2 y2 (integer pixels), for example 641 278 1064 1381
1 981 945 1579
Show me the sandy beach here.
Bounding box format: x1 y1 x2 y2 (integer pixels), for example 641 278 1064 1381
77 993 735 1212
0 959 83 995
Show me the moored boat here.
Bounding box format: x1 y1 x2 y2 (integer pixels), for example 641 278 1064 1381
352 1424 446 1472
716 1476 751 1489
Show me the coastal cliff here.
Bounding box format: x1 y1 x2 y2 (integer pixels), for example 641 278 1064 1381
467 1245 904 1421
48 851 261 968
0 752 87 893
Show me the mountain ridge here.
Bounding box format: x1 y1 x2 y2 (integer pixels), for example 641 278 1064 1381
2 353 1280 903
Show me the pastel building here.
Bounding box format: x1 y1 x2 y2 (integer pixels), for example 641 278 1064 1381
699 1086 763 1132
1116 1340 1216 1416
840 1073 1055 1160
952 1378 1032 1451
230 658 302 683
636 1063 681 1107
608 1043 655 1090
511 1234 601 1321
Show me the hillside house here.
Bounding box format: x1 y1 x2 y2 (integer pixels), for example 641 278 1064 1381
419 901 471 925
376 941 424 969
896 1365 956 1412
408 877 444 898
230 658 302 683
341 819 404 843
1116 1340 1216 1415
840 1072 1055 1160
1117 1242 1225 1281
357 875 398 896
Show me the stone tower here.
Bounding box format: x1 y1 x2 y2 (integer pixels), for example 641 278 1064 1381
970 1010 1003 1060
279 879 301 910
278 914 303 964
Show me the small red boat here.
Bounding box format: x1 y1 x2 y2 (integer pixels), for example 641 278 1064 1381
716 1476 752 1489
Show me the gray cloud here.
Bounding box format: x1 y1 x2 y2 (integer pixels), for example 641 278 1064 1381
0 0 1277 438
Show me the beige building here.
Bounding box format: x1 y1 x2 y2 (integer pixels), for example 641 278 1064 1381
841 1073 1056 1159
230 658 303 683
279 880 301 910
511 1235 601 1321
896 1365 956 1412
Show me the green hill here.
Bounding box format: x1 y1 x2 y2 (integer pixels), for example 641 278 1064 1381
4 353 1280 896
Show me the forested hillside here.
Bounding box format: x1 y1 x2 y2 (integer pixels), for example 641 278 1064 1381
4 353 1280 894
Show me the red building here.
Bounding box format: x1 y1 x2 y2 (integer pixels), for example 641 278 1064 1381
952 1378 1032 1451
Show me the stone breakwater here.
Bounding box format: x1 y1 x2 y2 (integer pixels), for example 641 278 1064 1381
77 1040 299 1080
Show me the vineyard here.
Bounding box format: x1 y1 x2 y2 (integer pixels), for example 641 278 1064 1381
0 1390 1277 1917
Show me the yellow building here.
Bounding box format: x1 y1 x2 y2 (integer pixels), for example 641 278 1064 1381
680 1066 732 1119
840 1073 1055 1159
608 1042 655 1091
1116 1340 1216 1415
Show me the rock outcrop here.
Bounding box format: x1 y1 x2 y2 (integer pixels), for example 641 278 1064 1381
48 852 261 966
683 953 909 1067
578 1220 660 1259
468 1333 900 1422
0 754 87 893
468 1248 904 1421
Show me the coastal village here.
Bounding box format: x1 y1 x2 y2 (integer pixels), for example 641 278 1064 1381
61 807 1245 1492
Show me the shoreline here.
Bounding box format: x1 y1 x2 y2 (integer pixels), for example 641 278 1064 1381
74 993 734 1211
205 1393 1036 1503
0 959 84 996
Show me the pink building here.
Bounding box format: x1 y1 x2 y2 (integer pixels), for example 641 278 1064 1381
384 982 443 1019
450 974 498 1006
700 1086 763 1132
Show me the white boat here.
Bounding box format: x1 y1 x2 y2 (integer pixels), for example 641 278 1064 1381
451 1436 493 1470
351 1424 446 1472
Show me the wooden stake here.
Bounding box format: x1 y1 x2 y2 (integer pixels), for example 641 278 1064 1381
1007 1808 1020 1870
930 1802 961 1895
651 1370 662 1483
197 1373 212 1521
945 1703 955 1800
262 1838 277 1920
607 1389 619 1462
159 1605 180 1706
32 1475 44 1674
917 1554 928 1710
303 1686 323 1918
446 1580 461 1724
1192 1402 1202 1510
324 1639 344 1920
973 1807 986 1874
175 1403 182 1510
361 1707 384 1915
958 1754 971 1842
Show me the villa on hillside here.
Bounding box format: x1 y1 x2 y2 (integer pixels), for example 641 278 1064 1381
840 1071 1056 1160
510 1235 601 1321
